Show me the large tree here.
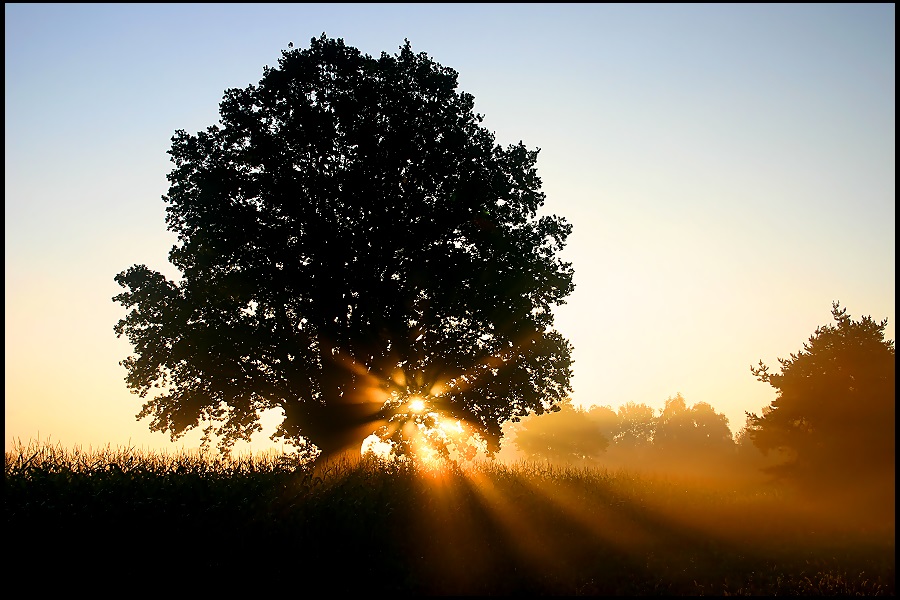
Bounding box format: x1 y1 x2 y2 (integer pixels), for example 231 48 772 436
113 35 574 462
745 302 895 485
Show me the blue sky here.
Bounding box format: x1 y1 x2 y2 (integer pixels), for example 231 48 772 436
5 3 895 454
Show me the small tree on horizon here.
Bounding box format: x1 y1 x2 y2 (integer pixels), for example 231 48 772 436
113 35 574 463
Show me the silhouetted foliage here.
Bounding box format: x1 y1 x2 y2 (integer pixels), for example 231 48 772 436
7 441 894 595
113 35 574 461
587 404 619 444
512 398 609 464
508 400 658 467
745 302 895 492
508 395 738 476
654 394 734 456
613 401 657 449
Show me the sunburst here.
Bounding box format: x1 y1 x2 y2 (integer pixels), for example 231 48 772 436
327 324 544 467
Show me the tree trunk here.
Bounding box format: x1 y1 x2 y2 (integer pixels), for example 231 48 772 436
304 400 390 476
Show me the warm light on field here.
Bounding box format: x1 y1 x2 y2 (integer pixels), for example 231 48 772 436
6 437 894 595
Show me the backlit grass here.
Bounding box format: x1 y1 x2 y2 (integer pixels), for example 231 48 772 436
5 439 894 595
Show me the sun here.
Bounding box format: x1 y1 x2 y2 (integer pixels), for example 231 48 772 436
356 365 490 467
361 433 394 459
408 397 426 414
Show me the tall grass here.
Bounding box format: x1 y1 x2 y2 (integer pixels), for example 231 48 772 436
5 439 894 595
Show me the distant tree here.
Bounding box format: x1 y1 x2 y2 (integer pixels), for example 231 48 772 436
113 35 574 462
745 302 895 486
613 401 656 449
512 399 609 464
654 394 733 455
653 393 693 452
587 404 619 444
689 401 734 448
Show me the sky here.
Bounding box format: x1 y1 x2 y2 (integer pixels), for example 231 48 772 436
5 3 895 456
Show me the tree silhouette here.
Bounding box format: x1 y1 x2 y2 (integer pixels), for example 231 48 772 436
511 399 610 464
654 394 733 455
745 302 895 488
653 393 693 452
113 35 574 462
613 401 656 449
587 404 619 445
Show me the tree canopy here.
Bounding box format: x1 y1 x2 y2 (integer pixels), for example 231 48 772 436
512 399 609 464
654 394 733 455
507 394 737 470
113 35 574 461
745 302 895 486
613 401 657 449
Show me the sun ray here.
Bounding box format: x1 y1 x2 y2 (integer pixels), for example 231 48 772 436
511 466 660 556
451 465 572 576
329 320 553 469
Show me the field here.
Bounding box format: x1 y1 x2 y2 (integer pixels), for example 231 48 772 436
5 440 894 595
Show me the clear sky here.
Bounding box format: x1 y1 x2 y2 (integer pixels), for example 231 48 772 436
5 3 895 455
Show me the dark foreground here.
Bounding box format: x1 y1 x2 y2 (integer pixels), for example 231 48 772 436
5 448 895 595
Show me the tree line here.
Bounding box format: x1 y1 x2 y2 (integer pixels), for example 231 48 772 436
503 394 742 470
503 302 894 501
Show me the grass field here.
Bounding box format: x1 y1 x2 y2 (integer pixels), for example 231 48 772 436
5 440 894 595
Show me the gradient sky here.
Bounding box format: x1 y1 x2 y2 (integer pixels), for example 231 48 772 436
5 3 895 455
